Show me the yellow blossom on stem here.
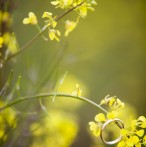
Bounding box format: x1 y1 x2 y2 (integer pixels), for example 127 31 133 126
137 116 146 128
65 20 77 36
51 0 74 9
89 121 101 137
100 95 125 109
48 29 61 42
23 12 38 25
107 111 118 119
126 136 140 147
120 128 129 136
42 12 57 28
72 84 82 97
95 113 106 122
135 129 144 137
75 2 95 18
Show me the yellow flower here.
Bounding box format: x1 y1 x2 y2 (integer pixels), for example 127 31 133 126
72 84 82 97
95 113 106 122
143 135 146 146
42 12 57 28
117 140 126 147
100 95 125 109
126 136 140 147
107 111 118 119
89 121 101 137
135 129 144 137
23 12 38 25
2 32 18 54
75 2 95 18
51 0 74 9
0 37 3 48
49 29 61 41
120 128 129 136
137 116 146 128
65 20 77 36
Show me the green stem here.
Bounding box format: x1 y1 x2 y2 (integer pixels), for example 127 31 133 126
0 92 108 113
4 2 84 63
5 26 47 62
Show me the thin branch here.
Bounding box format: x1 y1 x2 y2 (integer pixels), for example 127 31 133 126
5 2 84 63
0 92 108 113
5 26 47 62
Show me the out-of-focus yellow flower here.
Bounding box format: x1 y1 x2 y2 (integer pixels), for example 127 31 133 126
100 95 125 109
118 116 146 147
89 121 101 137
95 113 106 122
30 110 78 147
48 29 61 41
65 20 77 36
107 111 118 119
2 32 18 54
0 37 3 48
75 2 95 18
42 12 57 28
0 101 17 141
0 11 12 26
72 84 82 97
51 0 74 9
89 113 106 138
23 12 38 25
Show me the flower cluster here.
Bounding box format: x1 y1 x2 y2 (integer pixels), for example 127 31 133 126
100 95 125 109
89 96 125 142
22 0 97 41
118 116 146 147
89 96 124 137
89 96 146 147
0 10 18 55
89 113 106 137
42 12 61 41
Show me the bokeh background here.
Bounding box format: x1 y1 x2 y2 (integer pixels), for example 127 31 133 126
1 0 146 147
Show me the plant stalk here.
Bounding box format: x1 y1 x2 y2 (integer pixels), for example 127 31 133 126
0 92 108 113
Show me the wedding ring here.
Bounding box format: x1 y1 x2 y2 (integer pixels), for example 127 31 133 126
100 118 124 145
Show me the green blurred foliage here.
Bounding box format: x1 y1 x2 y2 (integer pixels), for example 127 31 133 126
1 0 146 146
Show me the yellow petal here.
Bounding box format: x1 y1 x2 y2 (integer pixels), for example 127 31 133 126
52 21 57 28
120 129 128 136
143 135 146 145
136 129 144 137
23 18 30 24
95 113 106 122
51 1 59 5
42 12 52 18
107 111 118 119
49 31 55 40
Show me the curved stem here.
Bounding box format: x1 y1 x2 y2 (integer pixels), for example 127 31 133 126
5 2 84 63
0 92 108 113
